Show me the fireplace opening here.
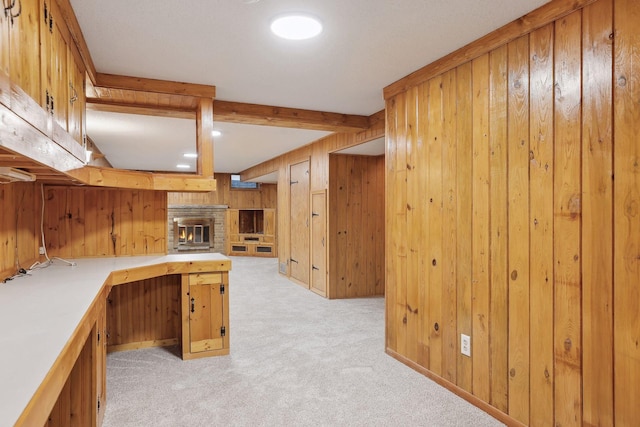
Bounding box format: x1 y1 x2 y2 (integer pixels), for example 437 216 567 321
173 217 214 250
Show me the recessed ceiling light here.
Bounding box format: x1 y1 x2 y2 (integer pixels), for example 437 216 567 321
176 164 190 169
270 14 323 40
212 130 222 137
183 153 198 158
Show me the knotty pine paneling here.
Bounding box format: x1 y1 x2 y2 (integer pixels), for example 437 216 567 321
167 173 277 209
106 275 181 351
328 154 384 298
0 182 40 279
43 187 167 258
384 0 632 424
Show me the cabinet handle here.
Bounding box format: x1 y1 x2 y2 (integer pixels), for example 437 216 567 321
6 0 20 25
69 82 78 104
190 297 195 313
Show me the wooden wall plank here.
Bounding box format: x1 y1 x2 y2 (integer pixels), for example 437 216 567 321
394 91 408 358
455 62 474 393
507 34 531 425
406 85 420 363
613 0 640 424
488 44 509 413
441 69 458 384
553 10 583 427
385 95 399 352
427 76 444 376
528 23 555 427
471 53 491 403
581 0 614 425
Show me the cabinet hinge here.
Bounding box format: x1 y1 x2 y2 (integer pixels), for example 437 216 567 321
220 326 226 337
97 331 100 344
220 283 225 294
290 180 299 185
97 397 101 412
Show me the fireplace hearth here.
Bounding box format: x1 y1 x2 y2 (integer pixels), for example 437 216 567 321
167 205 227 254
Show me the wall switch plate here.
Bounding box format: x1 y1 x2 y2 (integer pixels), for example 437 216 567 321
461 334 471 357
39 246 45 255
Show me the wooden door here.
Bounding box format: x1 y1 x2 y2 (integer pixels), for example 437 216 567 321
289 160 310 286
9 0 40 102
40 0 67 129
67 49 85 144
188 273 225 353
311 191 327 296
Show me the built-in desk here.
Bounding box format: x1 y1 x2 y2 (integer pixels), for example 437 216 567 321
0 253 231 427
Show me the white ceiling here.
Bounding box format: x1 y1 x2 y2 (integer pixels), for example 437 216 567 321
71 0 549 178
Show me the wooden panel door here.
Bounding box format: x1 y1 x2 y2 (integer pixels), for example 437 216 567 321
188 273 225 354
311 191 327 297
9 0 40 103
96 303 107 427
289 160 310 286
67 43 85 144
41 0 67 130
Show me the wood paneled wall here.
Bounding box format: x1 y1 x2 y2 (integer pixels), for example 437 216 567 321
384 0 637 424
240 120 385 290
106 275 181 351
329 154 384 298
43 187 167 258
0 182 40 279
168 173 277 209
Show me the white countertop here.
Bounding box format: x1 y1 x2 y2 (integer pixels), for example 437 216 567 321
0 253 230 426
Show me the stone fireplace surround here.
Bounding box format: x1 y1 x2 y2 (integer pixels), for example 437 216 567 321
167 204 227 254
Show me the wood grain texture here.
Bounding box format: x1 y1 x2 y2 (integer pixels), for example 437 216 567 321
328 155 384 299
582 0 614 425
488 44 508 413
613 0 640 424
214 100 370 132
43 187 167 258
96 73 216 98
553 11 583 427
528 23 555 427
471 53 490 403
507 35 530 425
289 160 310 287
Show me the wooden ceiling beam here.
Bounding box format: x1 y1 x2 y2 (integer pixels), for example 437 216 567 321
86 100 196 120
213 100 370 132
95 73 216 98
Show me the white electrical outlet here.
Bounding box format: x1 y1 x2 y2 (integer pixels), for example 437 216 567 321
461 334 471 357
39 246 45 255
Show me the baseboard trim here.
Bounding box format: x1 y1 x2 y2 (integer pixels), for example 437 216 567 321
108 338 179 353
385 348 525 427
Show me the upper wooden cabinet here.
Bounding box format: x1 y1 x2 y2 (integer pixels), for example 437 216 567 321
41 0 69 131
67 44 85 144
9 0 41 103
0 1 10 105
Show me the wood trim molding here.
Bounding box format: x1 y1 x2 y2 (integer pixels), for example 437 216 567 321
96 73 216 98
197 98 215 178
54 0 98 83
383 0 600 99
213 100 370 132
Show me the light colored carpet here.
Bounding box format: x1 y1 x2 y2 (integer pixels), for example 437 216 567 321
103 256 503 427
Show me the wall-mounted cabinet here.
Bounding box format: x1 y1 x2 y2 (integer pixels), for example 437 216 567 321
226 208 276 257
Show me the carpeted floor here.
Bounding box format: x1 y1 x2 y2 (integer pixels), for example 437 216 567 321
103 256 503 427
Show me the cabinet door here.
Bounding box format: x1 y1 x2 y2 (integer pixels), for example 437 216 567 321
188 273 225 353
96 302 107 427
40 0 67 129
9 0 40 102
67 45 85 144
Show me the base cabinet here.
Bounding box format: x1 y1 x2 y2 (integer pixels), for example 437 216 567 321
181 272 230 360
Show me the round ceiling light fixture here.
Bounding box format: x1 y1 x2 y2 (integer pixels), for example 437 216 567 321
212 130 222 137
270 14 323 40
